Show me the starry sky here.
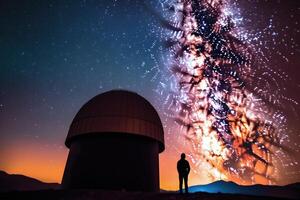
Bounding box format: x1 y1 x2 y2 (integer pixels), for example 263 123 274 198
0 0 299 190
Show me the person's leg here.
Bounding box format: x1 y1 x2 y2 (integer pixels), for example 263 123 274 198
179 174 183 194
184 175 188 193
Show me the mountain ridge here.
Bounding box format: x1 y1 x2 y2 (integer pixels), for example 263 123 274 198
187 180 300 199
0 170 60 192
1 170 299 199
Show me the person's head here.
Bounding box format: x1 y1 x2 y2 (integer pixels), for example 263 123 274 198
181 153 186 159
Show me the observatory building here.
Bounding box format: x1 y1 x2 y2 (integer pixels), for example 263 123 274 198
61 90 164 192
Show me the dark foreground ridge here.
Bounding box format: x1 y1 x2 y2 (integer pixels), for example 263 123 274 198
1 170 299 200
0 189 295 200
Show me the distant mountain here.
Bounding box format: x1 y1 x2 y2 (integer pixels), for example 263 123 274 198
188 180 300 199
0 170 60 192
1 170 299 199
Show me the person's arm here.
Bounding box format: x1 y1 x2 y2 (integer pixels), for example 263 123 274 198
177 161 180 173
187 161 190 174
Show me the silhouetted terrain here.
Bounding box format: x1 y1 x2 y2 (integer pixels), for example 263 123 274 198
0 189 295 200
0 170 59 192
1 171 299 199
188 181 300 199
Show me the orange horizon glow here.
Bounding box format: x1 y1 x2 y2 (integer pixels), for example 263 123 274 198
0 137 211 190
0 136 290 190
0 139 67 184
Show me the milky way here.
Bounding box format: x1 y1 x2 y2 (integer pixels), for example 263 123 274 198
152 0 299 185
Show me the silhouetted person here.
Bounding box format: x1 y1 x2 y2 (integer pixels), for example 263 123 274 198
177 153 190 194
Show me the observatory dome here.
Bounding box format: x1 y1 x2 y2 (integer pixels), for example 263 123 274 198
66 90 164 152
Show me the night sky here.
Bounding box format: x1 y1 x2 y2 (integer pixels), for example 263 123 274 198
0 0 299 190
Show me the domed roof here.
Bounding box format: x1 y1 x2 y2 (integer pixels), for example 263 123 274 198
66 90 164 152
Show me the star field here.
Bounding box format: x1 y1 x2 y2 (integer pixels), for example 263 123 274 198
0 0 299 188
